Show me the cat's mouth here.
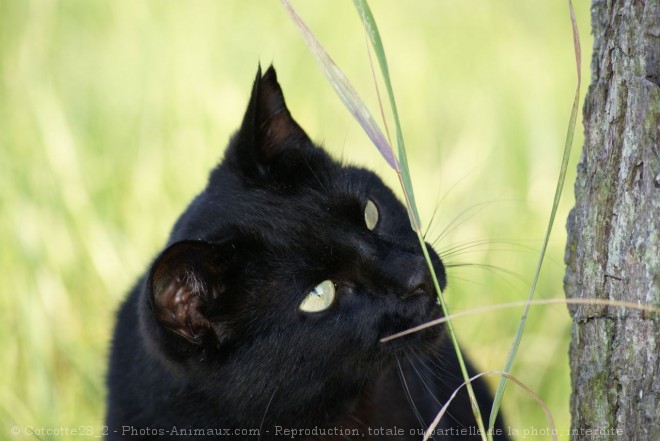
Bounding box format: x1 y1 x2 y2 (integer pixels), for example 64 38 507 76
380 333 443 356
378 304 445 352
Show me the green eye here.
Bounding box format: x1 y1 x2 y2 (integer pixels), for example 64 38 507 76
364 199 379 230
299 280 336 313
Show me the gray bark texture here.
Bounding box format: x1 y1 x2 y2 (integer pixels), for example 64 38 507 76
564 1 660 440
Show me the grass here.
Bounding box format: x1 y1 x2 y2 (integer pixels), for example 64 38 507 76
0 1 591 439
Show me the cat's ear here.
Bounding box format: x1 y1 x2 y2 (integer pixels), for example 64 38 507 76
231 65 311 175
148 240 232 345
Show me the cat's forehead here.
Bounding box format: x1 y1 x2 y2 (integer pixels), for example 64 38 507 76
249 162 391 216
194 161 399 252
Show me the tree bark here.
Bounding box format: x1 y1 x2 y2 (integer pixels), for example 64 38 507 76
564 1 660 440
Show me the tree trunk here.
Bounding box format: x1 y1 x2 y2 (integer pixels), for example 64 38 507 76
564 1 660 440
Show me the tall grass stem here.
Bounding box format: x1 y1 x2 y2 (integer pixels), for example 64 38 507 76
487 1 582 437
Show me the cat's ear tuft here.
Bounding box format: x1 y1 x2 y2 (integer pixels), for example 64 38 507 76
232 65 311 174
149 241 230 345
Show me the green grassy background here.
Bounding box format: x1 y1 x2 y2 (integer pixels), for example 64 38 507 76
1 1 591 439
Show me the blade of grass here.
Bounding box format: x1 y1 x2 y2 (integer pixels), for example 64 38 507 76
381 297 659 343
487 1 582 436
365 38 393 147
351 0 420 230
352 2 487 439
425 371 558 441
279 0 398 171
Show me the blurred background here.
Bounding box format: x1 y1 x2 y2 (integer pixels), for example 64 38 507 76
1 1 591 439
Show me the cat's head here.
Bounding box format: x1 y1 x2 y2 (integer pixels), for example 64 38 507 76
139 66 447 421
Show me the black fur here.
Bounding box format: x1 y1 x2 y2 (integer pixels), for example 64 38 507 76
106 66 509 440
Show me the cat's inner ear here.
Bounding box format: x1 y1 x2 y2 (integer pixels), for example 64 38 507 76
235 65 310 170
149 241 229 345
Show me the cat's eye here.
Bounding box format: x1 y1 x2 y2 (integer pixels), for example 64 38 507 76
364 199 379 230
299 280 336 313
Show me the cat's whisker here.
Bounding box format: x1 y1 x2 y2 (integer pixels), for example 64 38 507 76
408 352 468 432
396 358 428 435
423 166 484 239
430 200 500 245
404 353 442 407
258 388 277 441
444 262 526 284
436 238 500 258
424 352 465 384
406 351 471 438
440 274 487 285
437 238 537 259
423 201 443 240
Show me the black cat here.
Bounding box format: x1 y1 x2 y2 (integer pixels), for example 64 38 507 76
106 66 508 440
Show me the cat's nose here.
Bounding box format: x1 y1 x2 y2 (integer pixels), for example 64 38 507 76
398 257 433 299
